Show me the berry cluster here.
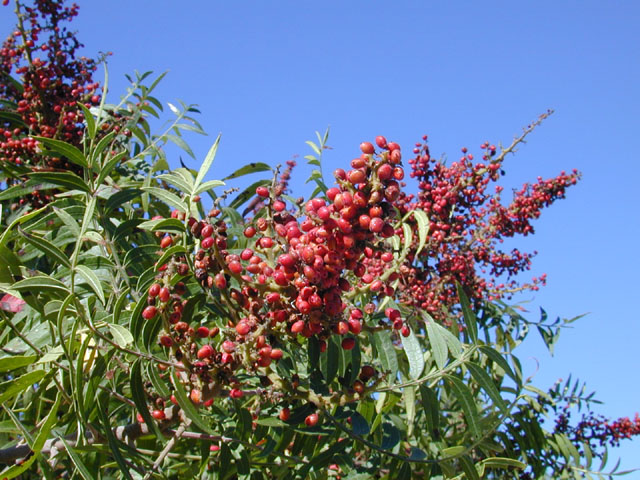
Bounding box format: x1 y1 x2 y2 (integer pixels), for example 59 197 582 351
384 117 581 320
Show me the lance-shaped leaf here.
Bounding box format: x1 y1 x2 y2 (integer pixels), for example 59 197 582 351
426 319 448 370
445 375 481 438
374 330 398 381
0 370 46 404
171 367 214 433
223 162 272 180
0 355 37 373
0 393 61 479
142 186 187 212
13 275 70 296
467 362 508 412
195 134 221 188
75 265 105 305
401 327 425 379
456 282 478 343
33 136 87 168
19 230 71 268
76 102 96 140
96 393 135 480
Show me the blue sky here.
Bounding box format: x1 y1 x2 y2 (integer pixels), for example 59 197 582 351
3 0 639 473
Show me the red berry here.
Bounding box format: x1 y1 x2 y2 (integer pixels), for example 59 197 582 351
244 226 256 238
149 283 161 297
158 287 170 302
341 338 356 350
270 348 283 360
279 407 290 422
375 136 387 149
201 236 214 249
142 306 157 320
152 409 166 420
201 224 214 238
369 217 384 233
229 388 244 399
197 344 214 359
256 186 269 197
291 320 305 334
360 142 375 155
196 326 210 338
160 236 173 249
235 321 251 336
305 413 319 427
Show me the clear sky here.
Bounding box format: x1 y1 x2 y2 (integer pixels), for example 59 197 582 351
2 1 639 474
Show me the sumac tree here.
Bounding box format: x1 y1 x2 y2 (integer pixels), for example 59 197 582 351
0 1 637 479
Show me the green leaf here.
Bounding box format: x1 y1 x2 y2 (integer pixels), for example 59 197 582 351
193 179 225 196
223 162 272 181
142 186 187 212
480 457 526 470
445 375 480 438
0 206 46 249
18 230 71 268
137 217 186 234
171 367 214 433
0 355 37 373
0 393 61 479
158 172 194 193
105 188 143 212
0 370 46 404
61 438 95 480
419 384 440 438
109 323 134 348
76 102 97 140
412 209 429 256
350 411 370 436
12 275 70 296
255 417 287 427
75 265 105 305
457 283 478 343
130 360 164 440
52 207 81 236
195 134 221 187
322 337 339 384
426 320 448 370
305 140 321 156
460 455 481 480
479 346 520 385
374 330 398 381
400 327 424 379
466 362 508 412
33 136 88 168
95 393 135 480
96 151 127 185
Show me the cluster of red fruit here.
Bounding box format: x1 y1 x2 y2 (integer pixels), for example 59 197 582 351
555 410 640 451
0 0 99 165
139 139 413 425
386 122 581 319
